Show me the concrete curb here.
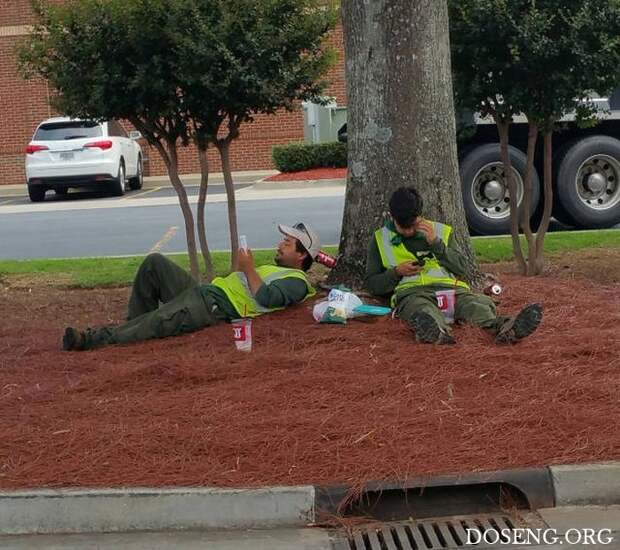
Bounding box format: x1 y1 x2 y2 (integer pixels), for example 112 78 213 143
254 178 345 190
0 462 617 535
0 486 315 535
551 463 620 506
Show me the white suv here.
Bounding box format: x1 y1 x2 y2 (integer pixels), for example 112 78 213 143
25 117 144 202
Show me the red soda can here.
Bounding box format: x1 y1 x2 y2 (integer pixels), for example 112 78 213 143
484 283 503 296
316 250 337 268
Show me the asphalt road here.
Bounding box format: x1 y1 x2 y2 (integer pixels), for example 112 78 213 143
0 185 345 260
1 182 618 260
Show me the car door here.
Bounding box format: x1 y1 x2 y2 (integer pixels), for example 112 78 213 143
107 121 132 176
117 122 138 176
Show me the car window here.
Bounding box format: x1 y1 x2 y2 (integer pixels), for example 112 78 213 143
34 121 103 141
107 121 129 138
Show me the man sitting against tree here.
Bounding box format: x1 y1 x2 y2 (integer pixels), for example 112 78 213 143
62 223 320 351
365 186 543 344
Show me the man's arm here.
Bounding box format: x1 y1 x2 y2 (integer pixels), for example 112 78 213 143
415 219 468 278
364 238 400 296
239 249 265 295
238 248 308 308
255 278 308 308
428 234 468 278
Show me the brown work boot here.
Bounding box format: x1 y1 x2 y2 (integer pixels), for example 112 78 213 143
62 327 86 351
495 304 543 344
410 312 456 345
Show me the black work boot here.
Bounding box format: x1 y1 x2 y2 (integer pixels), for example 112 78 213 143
495 303 543 344
62 327 87 351
410 312 456 345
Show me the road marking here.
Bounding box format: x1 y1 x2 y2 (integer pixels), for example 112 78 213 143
123 186 162 200
150 226 179 253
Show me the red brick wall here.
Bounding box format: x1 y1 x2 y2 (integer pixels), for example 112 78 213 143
0 3 346 186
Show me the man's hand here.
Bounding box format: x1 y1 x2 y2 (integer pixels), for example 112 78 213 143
395 260 423 278
238 248 255 274
415 218 436 244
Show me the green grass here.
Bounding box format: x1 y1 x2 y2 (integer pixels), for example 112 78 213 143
0 230 617 288
471 228 620 263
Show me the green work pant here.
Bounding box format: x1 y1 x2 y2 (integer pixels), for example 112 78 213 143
84 253 222 349
396 287 506 334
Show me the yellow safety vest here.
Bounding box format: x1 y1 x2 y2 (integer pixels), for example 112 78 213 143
211 265 316 318
374 222 469 306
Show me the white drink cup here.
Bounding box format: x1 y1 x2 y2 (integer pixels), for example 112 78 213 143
435 289 456 324
232 318 252 352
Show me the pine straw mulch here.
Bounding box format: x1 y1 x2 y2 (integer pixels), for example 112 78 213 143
0 248 619 490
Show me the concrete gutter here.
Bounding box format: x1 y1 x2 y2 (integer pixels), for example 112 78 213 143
1 462 617 535
0 486 315 535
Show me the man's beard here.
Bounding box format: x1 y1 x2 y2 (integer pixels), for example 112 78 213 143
274 254 283 266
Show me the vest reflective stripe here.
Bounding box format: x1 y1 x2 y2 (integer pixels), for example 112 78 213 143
374 222 469 305
211 265 316 318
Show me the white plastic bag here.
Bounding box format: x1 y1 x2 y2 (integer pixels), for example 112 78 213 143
312 290 364 323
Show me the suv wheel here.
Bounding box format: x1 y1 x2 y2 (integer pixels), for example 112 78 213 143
28 185 46 202
128 156 143 190
111 162 126 196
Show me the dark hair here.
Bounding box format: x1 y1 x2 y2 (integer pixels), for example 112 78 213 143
295 240 313 271
389 186 423 227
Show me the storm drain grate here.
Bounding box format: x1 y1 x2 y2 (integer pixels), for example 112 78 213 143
347 513 519 549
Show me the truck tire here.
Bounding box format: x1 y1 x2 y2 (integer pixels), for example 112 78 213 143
555 135 620 228
460 143 540 235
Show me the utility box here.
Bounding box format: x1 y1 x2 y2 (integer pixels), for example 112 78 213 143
302 100 348 143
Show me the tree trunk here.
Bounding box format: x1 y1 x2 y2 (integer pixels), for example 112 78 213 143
522 122 538 276
533 130 554 275
197 146 215 282
332 0 480 289
497 120 527 275
217 141 240 272
152 140 200 281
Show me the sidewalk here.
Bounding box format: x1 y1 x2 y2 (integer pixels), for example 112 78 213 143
0 170 278 197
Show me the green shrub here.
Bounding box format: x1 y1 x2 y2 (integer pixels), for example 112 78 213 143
272 141 347 172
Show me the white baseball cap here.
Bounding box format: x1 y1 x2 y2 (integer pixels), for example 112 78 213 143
278 222 321 259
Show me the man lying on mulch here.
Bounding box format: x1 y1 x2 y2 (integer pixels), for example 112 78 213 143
62 223 320 351
367 186 543 344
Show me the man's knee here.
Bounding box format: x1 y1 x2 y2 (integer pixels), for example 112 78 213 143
144 252 166 267
456 294 496 324
397 294 436 320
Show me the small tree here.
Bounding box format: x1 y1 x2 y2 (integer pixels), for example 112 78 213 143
174 0 338 271
20 0 203 279
450 0 620 275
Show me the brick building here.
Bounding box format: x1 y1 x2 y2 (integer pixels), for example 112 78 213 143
0 1 346 186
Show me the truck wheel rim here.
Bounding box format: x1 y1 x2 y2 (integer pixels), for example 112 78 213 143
575 154 620 211
471 162 524 220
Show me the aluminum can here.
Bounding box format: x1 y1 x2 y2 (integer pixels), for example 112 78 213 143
316 250 338 268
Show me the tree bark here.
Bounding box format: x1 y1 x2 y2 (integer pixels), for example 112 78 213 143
522 123 538 276
131 118 201 280
497 120 527 275
197 146 215 282
217 140 240 272
152 140 200 281
332 0 480 289
533 131 554 275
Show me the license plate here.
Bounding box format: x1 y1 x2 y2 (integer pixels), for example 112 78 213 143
60 152 74 160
